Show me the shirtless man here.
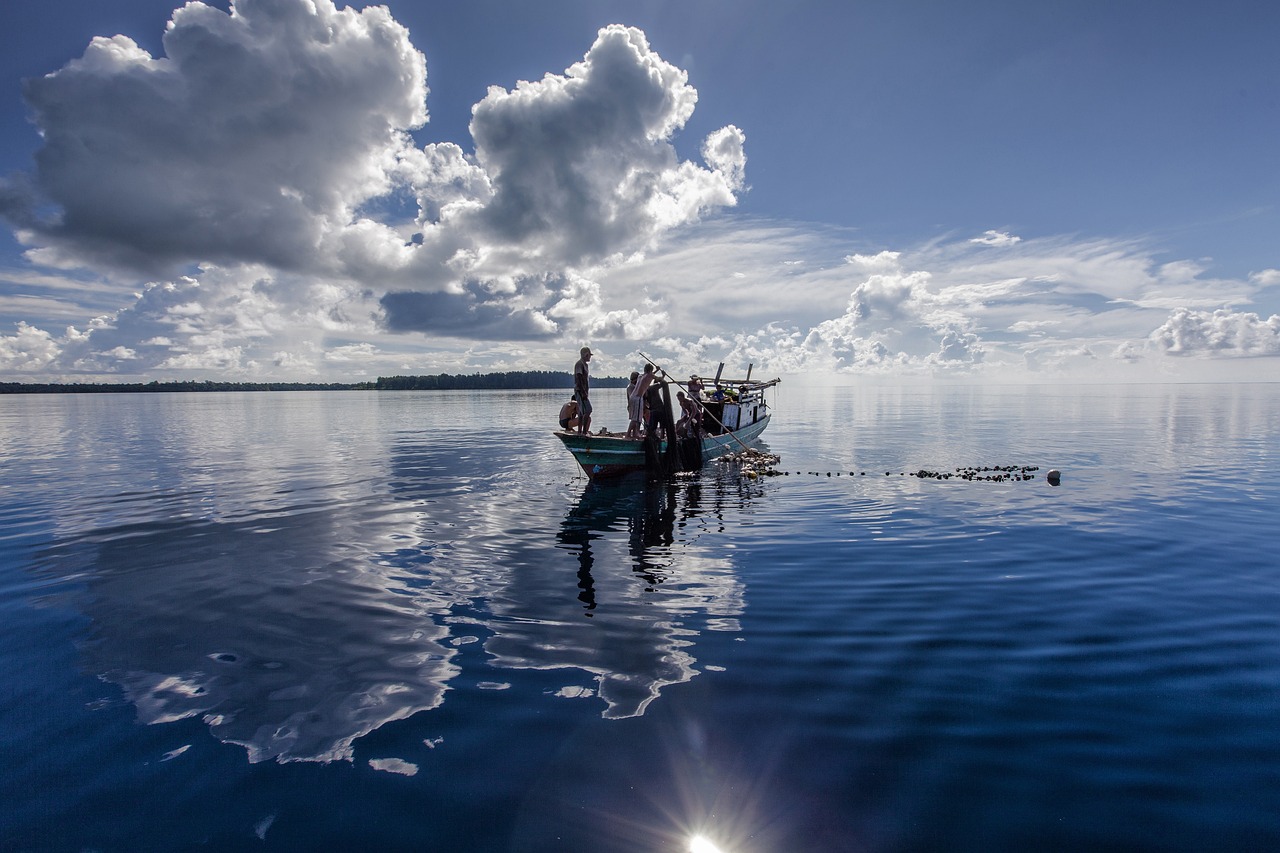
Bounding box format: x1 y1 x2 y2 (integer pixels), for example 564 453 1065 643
558 398 580 432
676 390 702 437
632 363 657 435
572 346 592 435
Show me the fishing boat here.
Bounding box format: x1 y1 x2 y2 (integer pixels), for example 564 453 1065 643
556 363 780 479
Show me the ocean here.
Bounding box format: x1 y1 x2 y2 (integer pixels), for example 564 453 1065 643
2 383 1278 851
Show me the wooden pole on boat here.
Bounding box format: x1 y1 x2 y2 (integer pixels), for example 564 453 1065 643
637 351 757 454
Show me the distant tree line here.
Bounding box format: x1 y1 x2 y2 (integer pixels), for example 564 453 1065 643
0 380 376 394
1 372 630 394
374 371 629 390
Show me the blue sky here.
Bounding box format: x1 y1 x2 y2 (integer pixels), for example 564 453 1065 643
2 0 1278 383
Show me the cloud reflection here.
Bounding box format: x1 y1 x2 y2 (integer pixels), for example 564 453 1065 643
29 398 768 762
39 508 460 763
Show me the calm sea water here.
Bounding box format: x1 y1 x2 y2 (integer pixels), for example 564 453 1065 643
2 384 1279 851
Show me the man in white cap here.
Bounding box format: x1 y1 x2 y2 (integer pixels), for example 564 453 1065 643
573 346 593 435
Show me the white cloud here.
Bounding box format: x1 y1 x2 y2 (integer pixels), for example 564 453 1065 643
933 328 985 364
620 227 1280 382
544 272 668 340
1148 308 1280 357
156 346 250 373
375 24 746 335
8 219 1278 382
4 5 749 359
0 262 385 378
969 230 1022 247
324 343 380 363
846 271 933 323
1 6 761 378
1 3 1277 384
272 348 320 375
0 322 62 372
1022 344 1100 375
843 251 901 272
431 26 741 268
12 0 427 274
397 142 493 227
1008 319 1056 334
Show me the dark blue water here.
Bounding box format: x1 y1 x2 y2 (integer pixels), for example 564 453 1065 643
2 384 1279 851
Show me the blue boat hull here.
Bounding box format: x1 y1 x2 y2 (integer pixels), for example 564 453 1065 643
556 415 771 479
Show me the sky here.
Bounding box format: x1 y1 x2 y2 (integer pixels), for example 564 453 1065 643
1 0 1278 385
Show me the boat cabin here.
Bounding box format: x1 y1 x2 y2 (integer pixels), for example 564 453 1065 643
691 371 779 436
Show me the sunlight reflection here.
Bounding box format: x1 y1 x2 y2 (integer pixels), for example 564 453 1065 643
689 834 726 853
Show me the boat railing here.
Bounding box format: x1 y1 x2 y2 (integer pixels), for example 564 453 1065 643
691 376 780 391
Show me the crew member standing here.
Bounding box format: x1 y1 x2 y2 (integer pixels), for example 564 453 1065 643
573 346 593 435
633 363 656 434
625 371 642 439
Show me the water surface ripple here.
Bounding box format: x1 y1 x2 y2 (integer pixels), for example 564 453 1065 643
2 384 1279 851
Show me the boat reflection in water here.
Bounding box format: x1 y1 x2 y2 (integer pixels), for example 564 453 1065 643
558 478 683 614
488 468 766 719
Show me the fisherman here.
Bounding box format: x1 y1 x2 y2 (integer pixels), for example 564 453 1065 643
572 346 592 435
689 380 705 434
632 363 657 435
558 398 580 432
676 390 702 438
644 372 669 439
625 371 642 439
688 375 704 400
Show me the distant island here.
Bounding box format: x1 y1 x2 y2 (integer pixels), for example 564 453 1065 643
0 371 631 394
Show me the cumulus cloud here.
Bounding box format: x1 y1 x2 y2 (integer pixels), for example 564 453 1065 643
471 29 737 258
0 262 383 378
375 23 746 334
934 328 984 364
2 2 1276 383
2 4 747 373
1 4 748 377
0 322 62 372
778 268 986 373
464 24 741 268
614 226 1280 382
1148 308 1280 357
543 272 668 340
14 0 426 274
846 271 933 323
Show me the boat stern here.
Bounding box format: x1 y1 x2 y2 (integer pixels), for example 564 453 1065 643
555 431 647 478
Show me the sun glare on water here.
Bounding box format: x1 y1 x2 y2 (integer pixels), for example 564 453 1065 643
689 835 726 853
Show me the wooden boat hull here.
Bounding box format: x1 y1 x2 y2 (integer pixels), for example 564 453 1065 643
556 414 771 479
